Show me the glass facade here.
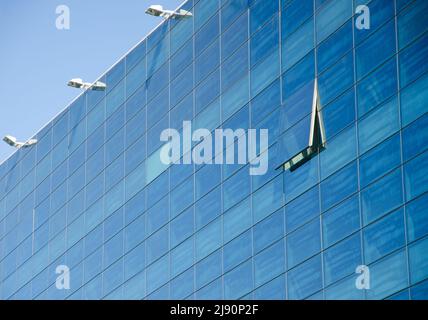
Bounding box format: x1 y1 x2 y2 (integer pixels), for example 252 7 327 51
0 0 428 300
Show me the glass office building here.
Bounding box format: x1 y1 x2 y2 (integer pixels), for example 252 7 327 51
1 0 428 300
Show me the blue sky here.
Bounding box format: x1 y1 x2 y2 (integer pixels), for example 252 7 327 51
0 0 183 163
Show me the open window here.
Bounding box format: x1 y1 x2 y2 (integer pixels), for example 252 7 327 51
276 79 326 171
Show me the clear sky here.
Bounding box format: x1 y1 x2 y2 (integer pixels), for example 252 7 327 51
0 0 183 164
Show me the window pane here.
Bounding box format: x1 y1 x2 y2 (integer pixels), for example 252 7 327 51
286 186 319 233
359 133 401 188
321 161 358 212
364 208 405 264
404 151 428 201
406 193 428 243
356 20 396 80
358 97 399 154
287 255 322 300
287 218 321 268
362 168 403 225
224 260 253 299
324 233 361 286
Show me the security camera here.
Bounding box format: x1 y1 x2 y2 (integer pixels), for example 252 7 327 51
146 5 164 17
68 78 106 91
3 135 18 147
3 135 38 149
92 81 107 91
23 139 38 148
145 5 192 19
67 78 85 89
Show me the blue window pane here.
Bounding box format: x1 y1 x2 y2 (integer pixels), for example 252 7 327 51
324 233 361 286
253 208 284 252
281 0 313 39
282 50 315 103
126 57 146 99
223 167 251 211
222 75 250 121
362 168 403 225
284 155 319 203
317 21 353 74
356 20 396 80
323 194 360 248
325 274 364 300
403 113 428 162
404 151 428 201
126 40 145 72
399 32 428 89
224 198 251 243
287 255 322 300
196 69 220 114
287 218 321 269
224 260 253 299
358 97 399 154
171 38 193 81
364 208 405 264
196 39 220 85
367 249 408 300
278 115 311 164
406 193 428 243
222 12 248 61
196 164 221 200
195 217 222 261
146 226 168 265
322 89 355 140
224 230 252 272
251 50 279 97
222 44 248 89
170 178 194 219
254 274 286 300
171 64 193 108
320 124 357 179
250 0 278 35
319 52 354 106
398 0 428 49
195 186 221 230
221 0 249 32
124 242 145 281
321 161 358 212
170 5 193 54
147 33 169 78
401 72 428 127
286 186 319 233
146 255 169 294
354 0 395 45
195 13 219 57
251 79 281 126
195 0 219 31
316 0 352 44
357 57 398 117
359 133 401 188
282 19 314 72
171 237 194 277
196 278 222 300
196 249 222 290
171 267 194 300
252 175 283 223
252 16 279 68
254 239 285 287
146 197 169 235
409 237 428 285
411 279 428 300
